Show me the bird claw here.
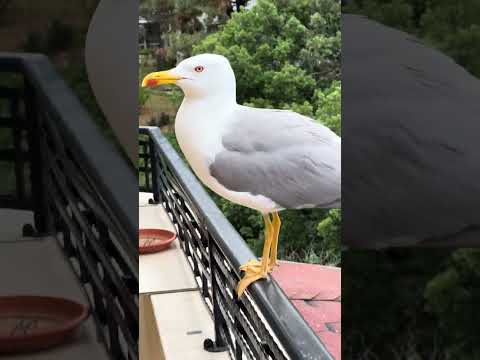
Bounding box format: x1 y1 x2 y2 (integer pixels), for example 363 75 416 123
237 263 269 298
239 259 274 273
270 260 280 268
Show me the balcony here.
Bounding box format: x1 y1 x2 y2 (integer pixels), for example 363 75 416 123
0 52 339 360
0 53 138 360
139 126 340 360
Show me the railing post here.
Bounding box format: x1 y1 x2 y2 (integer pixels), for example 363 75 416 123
142 138 151 192
149 135 160 204
24 80 53 235
11 94 25 203
204 233 228 353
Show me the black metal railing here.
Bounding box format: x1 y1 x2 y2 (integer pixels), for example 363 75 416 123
0 53 138 360
139 126 334 360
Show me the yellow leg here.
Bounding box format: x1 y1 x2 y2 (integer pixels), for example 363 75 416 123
270 212 281 268
240 212 280 272
239 213 275 272
237 214 273 297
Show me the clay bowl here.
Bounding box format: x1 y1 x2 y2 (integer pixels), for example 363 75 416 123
139 228 176 254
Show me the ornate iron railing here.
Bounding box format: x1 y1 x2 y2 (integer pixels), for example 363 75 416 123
0 53 138 360
139 126 334 360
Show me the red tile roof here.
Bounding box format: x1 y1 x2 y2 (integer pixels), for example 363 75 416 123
272 261 341 360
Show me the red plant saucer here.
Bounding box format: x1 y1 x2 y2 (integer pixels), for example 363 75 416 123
0 296 89 353
139 228 176 254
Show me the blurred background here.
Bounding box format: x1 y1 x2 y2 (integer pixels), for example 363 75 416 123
0 1 107 130
342 1 480 359
343 0 480 79
138 0 342 266
0 1 116 202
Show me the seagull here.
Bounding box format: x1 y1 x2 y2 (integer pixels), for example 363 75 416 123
142 54 341 296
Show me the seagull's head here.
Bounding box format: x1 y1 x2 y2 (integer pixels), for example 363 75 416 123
142 53 236 100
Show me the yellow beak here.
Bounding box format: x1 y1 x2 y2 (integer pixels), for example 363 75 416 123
141 69 181 87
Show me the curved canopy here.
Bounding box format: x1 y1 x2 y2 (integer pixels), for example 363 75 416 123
85 0 138 164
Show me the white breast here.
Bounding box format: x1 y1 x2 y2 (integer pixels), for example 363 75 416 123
174 100 226 182
174 101 280 214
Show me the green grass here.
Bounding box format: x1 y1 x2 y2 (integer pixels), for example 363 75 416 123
143 91 179 116
139 62 182 123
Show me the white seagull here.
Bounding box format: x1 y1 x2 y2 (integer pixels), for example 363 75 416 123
142 54 341 296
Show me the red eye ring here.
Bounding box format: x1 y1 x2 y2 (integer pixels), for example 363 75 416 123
194 65 204 73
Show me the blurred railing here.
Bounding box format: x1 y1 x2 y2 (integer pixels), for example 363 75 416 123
139 126 334 360
0 53 138 360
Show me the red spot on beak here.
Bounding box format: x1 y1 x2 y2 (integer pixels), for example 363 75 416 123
146 79 157 87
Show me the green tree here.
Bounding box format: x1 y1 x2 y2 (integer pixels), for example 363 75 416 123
343 0 480 77
343 249 453 359
424 249 480 359
140 0 233 62
194 0 340 106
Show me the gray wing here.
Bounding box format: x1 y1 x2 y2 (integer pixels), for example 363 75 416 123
209 106 341 209
343 15 480 247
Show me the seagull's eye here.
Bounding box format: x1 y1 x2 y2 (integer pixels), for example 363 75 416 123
194 65 204 73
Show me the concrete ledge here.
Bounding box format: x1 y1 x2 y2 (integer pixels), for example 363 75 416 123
150 291 229 360
0 234 109 360
0 209 34 243
140 295 165 360
139 193 198 295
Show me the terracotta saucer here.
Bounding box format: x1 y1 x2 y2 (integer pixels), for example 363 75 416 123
0 296 89 353
139 228 176 254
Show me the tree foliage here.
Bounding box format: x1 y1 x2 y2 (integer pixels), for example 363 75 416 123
345 248 480 359
343 0 480 77
344 249 453 359
140 0 233 64
193 0 340 108
424 249 480 358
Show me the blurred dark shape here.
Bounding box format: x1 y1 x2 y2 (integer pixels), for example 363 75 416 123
342 13 480 248
343 3 480 359
85 0 138 164
45 20 74 54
